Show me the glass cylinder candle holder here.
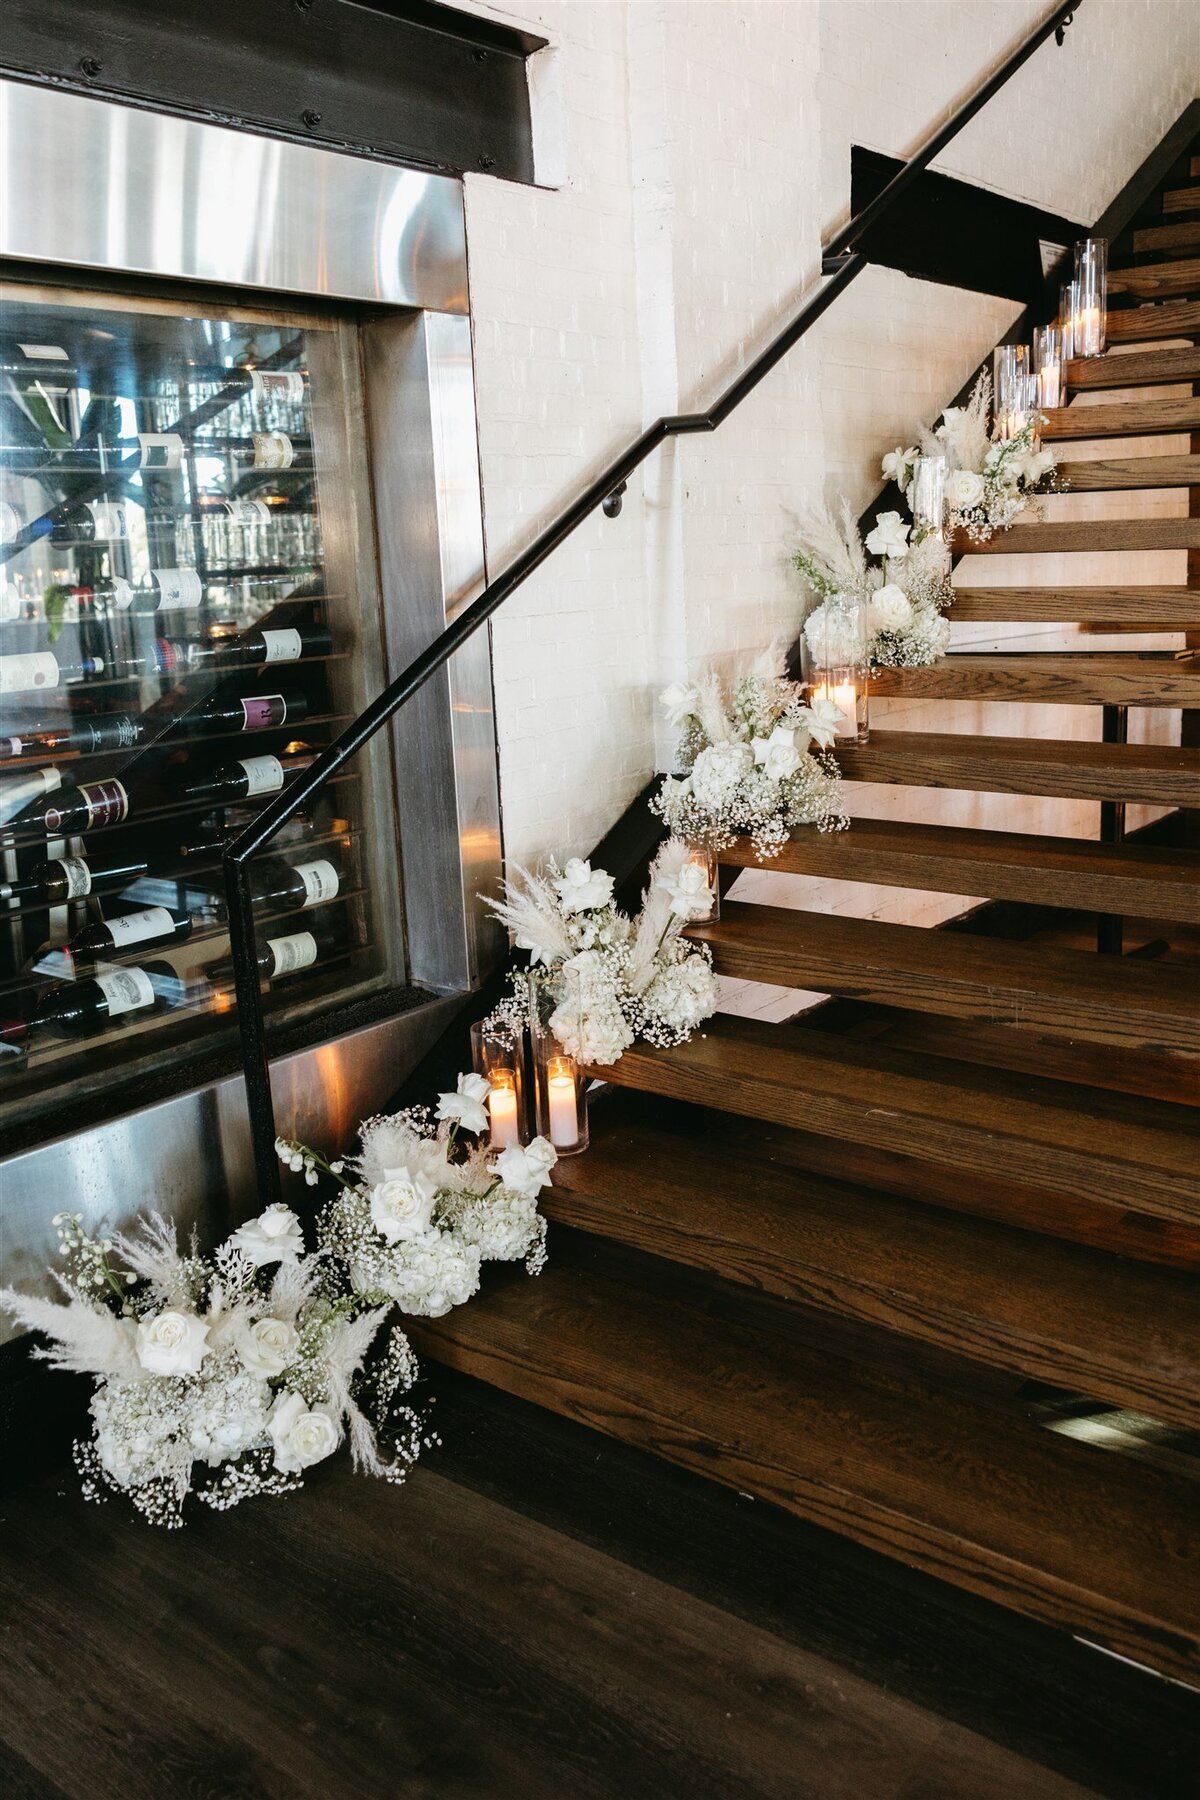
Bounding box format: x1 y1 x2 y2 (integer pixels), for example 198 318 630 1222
993 343 1031 440
1058 280 1080 362
910 453 947 539
469 1018 529 1150
683 839 720 922
807 593 869 744
527 968 590 1155
1073 238 1107 359
1032 324 1064 412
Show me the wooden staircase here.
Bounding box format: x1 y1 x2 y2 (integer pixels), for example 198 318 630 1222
409 130 1200 1685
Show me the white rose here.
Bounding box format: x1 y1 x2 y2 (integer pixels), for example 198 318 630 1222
229 1203 304 1268
237 1316 298 1378
1022 447 1055 485
798 695 844 750
946 469 985 510
490 1135 558 1200
869 584 913 632
653 856 714 920
371 1163 439 1242
659 682 700 727
136 1309 210 1377
864 510 910 562
553 857 615 914
751 724 802 783
436 1071 491 1135
881 446 919 491
267 1390 339 1474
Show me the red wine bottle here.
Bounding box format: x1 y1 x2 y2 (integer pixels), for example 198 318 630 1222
0 649 107 694
184 623 332 671
0 850 152 907
190 687 309 735
68 904 193 962
206 914 348 984
247 855 341 912
179 752 309 809
0 712 150 761
48 501 133 544
32 959 187 1035
11 778 130 837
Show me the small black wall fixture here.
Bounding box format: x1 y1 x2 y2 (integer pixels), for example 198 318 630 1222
223 0 1084 1206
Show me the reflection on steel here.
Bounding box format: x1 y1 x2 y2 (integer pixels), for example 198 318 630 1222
0 79 467 311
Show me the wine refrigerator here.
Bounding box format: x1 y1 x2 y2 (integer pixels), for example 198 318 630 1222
0 77 500 1309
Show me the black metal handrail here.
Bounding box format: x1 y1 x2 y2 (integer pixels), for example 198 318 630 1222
224 0 1081 1204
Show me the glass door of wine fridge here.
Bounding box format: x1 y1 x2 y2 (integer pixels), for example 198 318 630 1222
0 281 404 1131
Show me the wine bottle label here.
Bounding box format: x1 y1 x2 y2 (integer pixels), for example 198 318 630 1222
85 502 130 540
94 966 156 1017
137 433 184 470
19 343 68 361
152 567 203 608
0 765 62 825
252 432 295 469
0 500 20 540
250 370 305 403
237 755 285 796
110 579 137 609
295 860 340 908
1 651 60 695
55 857 93 900
45 779 130 833
222 500 271 525
105 906 176 948
85 717 139 752
260 628 304 665
240 693 288 731
268 930 318 976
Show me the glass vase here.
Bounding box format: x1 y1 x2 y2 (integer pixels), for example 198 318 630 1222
527 968 590 1155
1032 324 1064 412
469 1018 529 1150
1073 238 1107 358
683 840 720 922
993 343 1031 439
807 593 869 743
1058 279 1079 362
911 453 947 538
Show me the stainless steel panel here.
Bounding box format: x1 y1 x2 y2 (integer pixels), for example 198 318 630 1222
0 993 460 1340
0 80 467 311
362 311 503 992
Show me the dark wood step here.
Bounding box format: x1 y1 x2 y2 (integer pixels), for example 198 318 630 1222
1040 397 1200 438
693 900 1200 1053
1104 299 1200 342
1107 257 1200 299
409 1246 1200 1684
870 652 1200 706
546 1107 1200 1428
948 584 1198 623
1132 221 1200 258
952 518 1200 555
719 818 1200 924
834 729 1200 806
1065 346 1200 389
1164 184 1200 215
589 1013 1200 1223
1055 455 1200 488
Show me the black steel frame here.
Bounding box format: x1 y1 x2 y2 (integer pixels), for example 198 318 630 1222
222 0 1082 1205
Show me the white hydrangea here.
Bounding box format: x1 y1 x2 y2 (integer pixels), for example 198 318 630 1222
352 1228 482 1319
689 741 754 810
643 956 719 1038
92 1350 272 1491
803 598 866 667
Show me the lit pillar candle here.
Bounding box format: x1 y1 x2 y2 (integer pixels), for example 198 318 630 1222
546 1055 580 1148
813 680 858 738
487 1071 520 1148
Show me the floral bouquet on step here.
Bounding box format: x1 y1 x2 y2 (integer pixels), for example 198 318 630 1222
895 369 1060 544
290 1076 553 1321
0 1206 427 1528
794 499 953 673
484 838 719 1061
651 647 849 860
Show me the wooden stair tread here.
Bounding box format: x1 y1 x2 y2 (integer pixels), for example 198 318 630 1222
1065 346 1200 389
1039 397 1200 438
692 900 1200 1053
1055 454 1200 488
719 818 1200 925
1107 257 1200 299
1163 184 1200 215
947 585 1199 623
1132 221 1200 257
588 1013 1200 1222
409 1246 1200 1683
870 652 1200 706
546 1106 1200 1428
834 729 1200 806
1104 299 1200 342
951 518 1200 555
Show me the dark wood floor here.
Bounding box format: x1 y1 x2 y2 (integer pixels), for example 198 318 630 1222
1 1368 1196 1800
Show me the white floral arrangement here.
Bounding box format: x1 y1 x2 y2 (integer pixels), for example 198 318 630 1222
794 501 953 674
0 1206 428 1528
295 1076 553 1321
887 369 1060 545
650 647 848 860
484 838 720 1062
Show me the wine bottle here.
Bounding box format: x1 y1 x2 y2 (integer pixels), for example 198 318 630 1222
49 501 132 544
32 959 190 1035
190 687 309 735
0 712 150 761
183 623 332 670
68 904 193 962
0 765 63 827
206 914 348 985
247 855 341 912
179 752 308 809
0 850 152 906
9 777 130 837
89 569 206 613
0 649 107 695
